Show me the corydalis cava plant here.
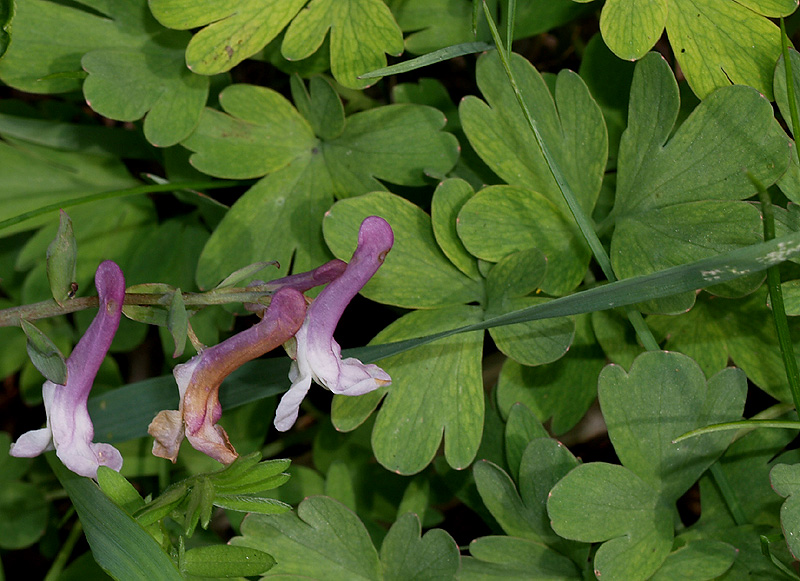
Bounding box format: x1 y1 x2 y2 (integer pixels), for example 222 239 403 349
149 215 393 463
275 215 394 431
10 261 125 479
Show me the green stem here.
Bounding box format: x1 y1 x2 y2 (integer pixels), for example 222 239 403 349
751 173 800 413
0 286 281 327
43 519 83 581
781 18 800 162
0 180 244 232
506 0 516 55
480 1 660 352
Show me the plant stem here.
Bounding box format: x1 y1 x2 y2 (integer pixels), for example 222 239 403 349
781 18 800 162
480 1 660 352
43 519 83 581
750 173 800 414
0 286 280 327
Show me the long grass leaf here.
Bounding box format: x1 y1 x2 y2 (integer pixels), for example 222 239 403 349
358 42 493 79
90 230 800 442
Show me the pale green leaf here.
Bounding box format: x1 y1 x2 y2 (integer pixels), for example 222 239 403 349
600 0 668 61
496 314 604 434
182 84 316 180
333 306 484 474
460 51 607 219
770 463 800 559
282 0 403 89
430 179 481 280
323 191 483 308
0 139 139 237
457 185 589 295
596 0 796 98
231 495 381 580
148 0 306 74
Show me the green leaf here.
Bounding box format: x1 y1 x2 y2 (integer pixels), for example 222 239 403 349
191 86 458 288
548 462 674 581
183 84 316 180
0 0 138 93
49 455 182 580
0 480 48 550
770 463 800 560
599 351 747 502
166 289 188 358
485 249 575 365
46 210 78 306
335 306 484 474
324 191 483 308
282 0 403 89
134 483 191 527
600 0 667 61
597 0 794 99
460 49 607 228
430 178 481 281
213 494 292 515
496 314 605 434
379 513 459 581
648 288 800 403
649 540 738 581
96 467 145 515
459 536 582 580
20 319 67 385
82 33 209 147
612 52 789 312
456 185 589 296
474 438 586 562
290 75 346 140
149 0 306 74
181 544 275 578
232 495 381 579
503 403 548 483
775 47 800 143
0 138 139 236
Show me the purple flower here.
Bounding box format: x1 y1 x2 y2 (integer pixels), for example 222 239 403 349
149 287 307 464
275 216 394 432
10 261 125 479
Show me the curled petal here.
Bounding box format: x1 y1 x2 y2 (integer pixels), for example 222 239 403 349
275 216 394 431
150 287 307 463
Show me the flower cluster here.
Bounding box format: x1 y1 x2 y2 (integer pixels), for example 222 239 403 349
10 216 393 477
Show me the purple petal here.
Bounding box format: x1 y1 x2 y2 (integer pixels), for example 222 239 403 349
11 261 126 478
151 287 307 463
276 217 393 430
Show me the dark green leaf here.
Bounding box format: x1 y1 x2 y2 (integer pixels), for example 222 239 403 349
49 455 182 580
20 319 67 385
46 210 77 306
181 544 275 578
